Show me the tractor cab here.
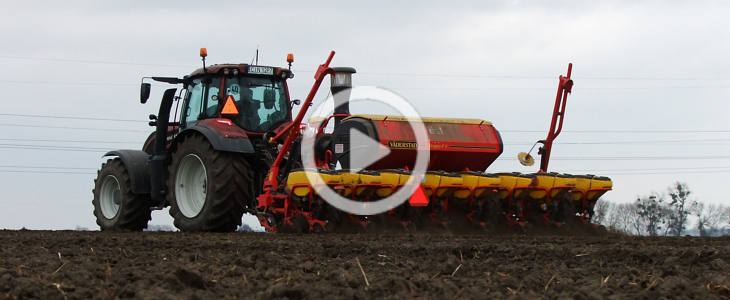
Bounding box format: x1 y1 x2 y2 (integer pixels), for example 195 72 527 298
140 48 296 139
182 64 294 134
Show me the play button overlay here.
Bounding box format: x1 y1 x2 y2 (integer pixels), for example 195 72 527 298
300 86 431 215
345 128 391 172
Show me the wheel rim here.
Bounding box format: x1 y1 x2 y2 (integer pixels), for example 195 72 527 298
100 175 121 219
175 154 208 218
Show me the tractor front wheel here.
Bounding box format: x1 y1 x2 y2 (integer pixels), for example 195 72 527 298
92 158 152 231
167 134 253 232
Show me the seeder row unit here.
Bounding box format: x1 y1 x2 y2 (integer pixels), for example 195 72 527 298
266 169 612 232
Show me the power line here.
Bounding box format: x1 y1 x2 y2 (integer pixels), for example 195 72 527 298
0 136 727 153
600 170 730 176
0 55 193 68
565 138 730 144
1 141 729 160
294 69 730 81
1 54 730 81
0 113 143 123
4 164 727 173
0 168 728 176
396 85 730 90
0 166 728 177
0 138 138 144
0 165 96 170
0 169 94 175
0 123 147 132
0 79 136 87
504 138 730 146
0 143 112 150
552 156 730 161
0 146 108 153
0 112 727 134
502 129 730 133
496 155 730 161
4 77 730 90
2 112 728 135
559 166 730 172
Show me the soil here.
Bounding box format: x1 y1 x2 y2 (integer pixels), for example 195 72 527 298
0 230 728 299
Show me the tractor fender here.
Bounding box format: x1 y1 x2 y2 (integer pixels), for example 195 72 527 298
103 150 151 195
176 121 255 154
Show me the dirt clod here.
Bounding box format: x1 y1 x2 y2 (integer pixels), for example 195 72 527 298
174 268 206 290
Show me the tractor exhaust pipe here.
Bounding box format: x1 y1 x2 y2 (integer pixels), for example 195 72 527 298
149 88 177 205
330 67 356 127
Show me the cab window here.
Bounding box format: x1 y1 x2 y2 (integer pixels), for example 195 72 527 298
182 78 221 128
225 76 289 132
183 80 204 127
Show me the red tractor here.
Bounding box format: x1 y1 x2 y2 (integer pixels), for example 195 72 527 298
93 49 303 231
92 49 611 232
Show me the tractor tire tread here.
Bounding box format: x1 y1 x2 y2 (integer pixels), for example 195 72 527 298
167 134 253 232
92 158 152 231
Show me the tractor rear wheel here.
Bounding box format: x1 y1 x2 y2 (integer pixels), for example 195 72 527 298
167 134 253 232
92 158 152 231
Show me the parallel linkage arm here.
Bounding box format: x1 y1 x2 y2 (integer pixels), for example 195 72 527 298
259 51 336 204
538 63 574 172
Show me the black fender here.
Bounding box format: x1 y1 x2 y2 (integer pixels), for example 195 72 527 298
103 150 151 195
175 124 255 154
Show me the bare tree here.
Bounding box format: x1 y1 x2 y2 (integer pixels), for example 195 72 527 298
603 202 637 234
592 199 611 225
661 203 675 237
602 201 643 235
636 194 665 236
623 202 644 235
604 201 620 230
694 202 728 237
665 182 696 236
722 206 730 236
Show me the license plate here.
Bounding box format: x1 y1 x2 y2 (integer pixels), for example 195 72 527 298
248 66 274 75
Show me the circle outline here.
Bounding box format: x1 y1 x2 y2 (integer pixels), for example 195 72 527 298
300 86 431 215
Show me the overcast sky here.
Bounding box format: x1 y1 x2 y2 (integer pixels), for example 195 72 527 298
0 1 728 229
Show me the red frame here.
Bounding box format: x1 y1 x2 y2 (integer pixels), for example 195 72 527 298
257 51 336 211
539 63 574 172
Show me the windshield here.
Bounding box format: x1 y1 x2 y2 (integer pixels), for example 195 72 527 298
181 76 289 132
224 76 289 132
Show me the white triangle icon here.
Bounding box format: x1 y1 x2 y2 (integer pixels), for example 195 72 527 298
349 128 391 172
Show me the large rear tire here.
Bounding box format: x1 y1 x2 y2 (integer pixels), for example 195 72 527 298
167 134 253 232
92 158 152 231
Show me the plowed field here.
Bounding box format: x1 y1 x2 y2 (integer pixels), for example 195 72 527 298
1 230 728 299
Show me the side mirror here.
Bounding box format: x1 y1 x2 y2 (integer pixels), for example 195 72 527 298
290 99 301 108
140 83 151 104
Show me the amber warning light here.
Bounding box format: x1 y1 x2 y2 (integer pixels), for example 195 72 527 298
286 53 294 69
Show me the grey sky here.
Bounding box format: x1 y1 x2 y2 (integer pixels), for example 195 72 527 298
0 1 728 229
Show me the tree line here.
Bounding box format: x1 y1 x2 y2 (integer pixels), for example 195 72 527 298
592 182 730 236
